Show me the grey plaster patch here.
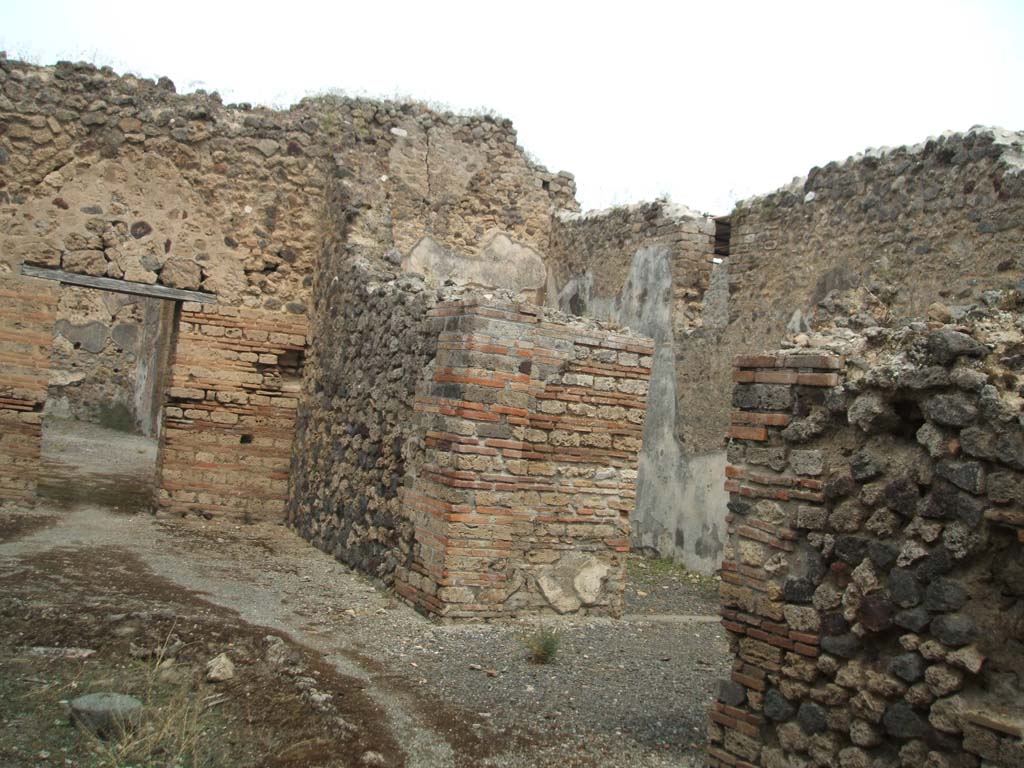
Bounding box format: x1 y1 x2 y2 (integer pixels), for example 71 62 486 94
56 319 109 354
110 322 139 350
613 246 727 573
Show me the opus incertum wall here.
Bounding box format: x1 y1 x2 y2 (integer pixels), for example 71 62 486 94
709 303 1024 768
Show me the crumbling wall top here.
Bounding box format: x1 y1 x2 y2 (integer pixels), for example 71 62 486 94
733 126 1024 212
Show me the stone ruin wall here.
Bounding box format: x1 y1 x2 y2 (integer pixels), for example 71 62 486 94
546 200 716 336
0 55 325 508
0 54 576 516
706 127 1024 523
0 271 54 502
709 305 1024 768
2 50 1022 634
544 202 729 571
285 180 443 582
543 128 1024 576
288 173 652 617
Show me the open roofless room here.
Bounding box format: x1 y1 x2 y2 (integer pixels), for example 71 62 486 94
1 3 1023 765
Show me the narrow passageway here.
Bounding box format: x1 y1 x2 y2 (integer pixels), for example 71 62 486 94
38 418 158 511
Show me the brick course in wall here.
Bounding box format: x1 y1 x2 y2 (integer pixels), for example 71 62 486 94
697 128 1024 461
394 300 653 618
0 276 57 501
710 352 841 768
544 200 729 572
159 303 307 520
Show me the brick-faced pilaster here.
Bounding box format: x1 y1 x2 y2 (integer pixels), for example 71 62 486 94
708 350 843 767
394 300 653 619
0 274 58 503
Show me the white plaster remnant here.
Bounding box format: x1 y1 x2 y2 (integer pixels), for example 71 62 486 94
402 232 546 297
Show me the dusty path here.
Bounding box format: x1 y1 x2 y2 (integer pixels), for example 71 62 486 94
1 421 728 767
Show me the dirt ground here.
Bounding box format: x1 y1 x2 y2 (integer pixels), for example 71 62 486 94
0 420 729 767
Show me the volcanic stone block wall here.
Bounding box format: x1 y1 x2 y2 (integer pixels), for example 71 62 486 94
287 251 442 583
709 308 1024 767
159 303 307 520
0 276 57 502
394 300 653 618
727 129 1024 338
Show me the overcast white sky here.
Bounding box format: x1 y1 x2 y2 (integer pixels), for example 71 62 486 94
4 1 1023 213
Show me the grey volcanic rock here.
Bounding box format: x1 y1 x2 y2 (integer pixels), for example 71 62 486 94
894 607 931 633
889 653 925 683
70 692 143 737
889 569 921 608
926 329 987 364
718 679 746 707
922 394 978 427
849 393 899 433
930 614 976 647
797 701 828 734
883 701 930 739
764 689 795 721
923 579 968 612
821 633 859 659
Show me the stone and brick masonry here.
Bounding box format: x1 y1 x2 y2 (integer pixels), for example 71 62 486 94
0 54 574 517
394 300 652 618
0 277 56 501
287 179 654 617
160 303 307 519
542 128 1024 574
709 297 1024 767
2 51 1023 643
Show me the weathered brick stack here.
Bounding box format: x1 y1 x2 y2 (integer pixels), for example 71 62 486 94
394 300 653 618
710 305 1024 768
159 303 307 520
710 351 843 767
0 276 58 502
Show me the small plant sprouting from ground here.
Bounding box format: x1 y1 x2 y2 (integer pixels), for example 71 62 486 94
86 686 206 768
85 623 211 768
523 626 561 665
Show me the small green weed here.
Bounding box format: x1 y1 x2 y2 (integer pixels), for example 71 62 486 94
523 627 561 665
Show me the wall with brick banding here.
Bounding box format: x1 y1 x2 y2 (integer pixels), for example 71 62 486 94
159 303 307 519
0 54 576 515
394 300 653 618
545 203 728 573
288 177 655 616
709 303 1024 768
0 276 58 502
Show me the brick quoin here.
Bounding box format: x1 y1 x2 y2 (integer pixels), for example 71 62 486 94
393 301 653 619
